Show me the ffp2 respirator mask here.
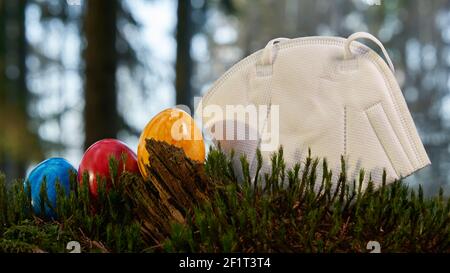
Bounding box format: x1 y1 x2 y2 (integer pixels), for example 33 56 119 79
199 32 430 189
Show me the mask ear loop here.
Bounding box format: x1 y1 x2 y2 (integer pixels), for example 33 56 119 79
344 32 395 73
257 38 290 69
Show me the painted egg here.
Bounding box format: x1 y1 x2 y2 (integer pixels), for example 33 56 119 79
78 139 139 199
26 157 76 218
137 108 205 178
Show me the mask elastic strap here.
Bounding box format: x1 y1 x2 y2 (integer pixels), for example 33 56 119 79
251 37 290 105
344 32 395 73
257 37 290 71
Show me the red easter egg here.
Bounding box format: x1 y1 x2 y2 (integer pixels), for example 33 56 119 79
78 139 139 198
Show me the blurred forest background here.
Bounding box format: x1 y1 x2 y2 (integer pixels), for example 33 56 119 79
0 0 449 196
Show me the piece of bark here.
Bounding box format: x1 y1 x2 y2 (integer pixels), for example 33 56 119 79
124 139 214 245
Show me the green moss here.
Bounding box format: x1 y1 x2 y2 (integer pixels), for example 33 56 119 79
0 147 449 252
0 158 142 253
164 147 450 253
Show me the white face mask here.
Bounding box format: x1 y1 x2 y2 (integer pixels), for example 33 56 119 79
198 32 430 189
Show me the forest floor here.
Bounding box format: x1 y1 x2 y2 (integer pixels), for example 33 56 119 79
0 140 449 253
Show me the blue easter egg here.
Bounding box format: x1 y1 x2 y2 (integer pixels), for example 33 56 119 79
25 158 76 218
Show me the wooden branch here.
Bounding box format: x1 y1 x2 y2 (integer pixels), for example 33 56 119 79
123 138 213 245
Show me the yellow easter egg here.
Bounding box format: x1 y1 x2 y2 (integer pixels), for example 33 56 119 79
137 108 205 178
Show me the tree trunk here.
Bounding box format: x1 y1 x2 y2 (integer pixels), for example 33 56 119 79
83 0 118 150
0 0 37 179
175 0 193 109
